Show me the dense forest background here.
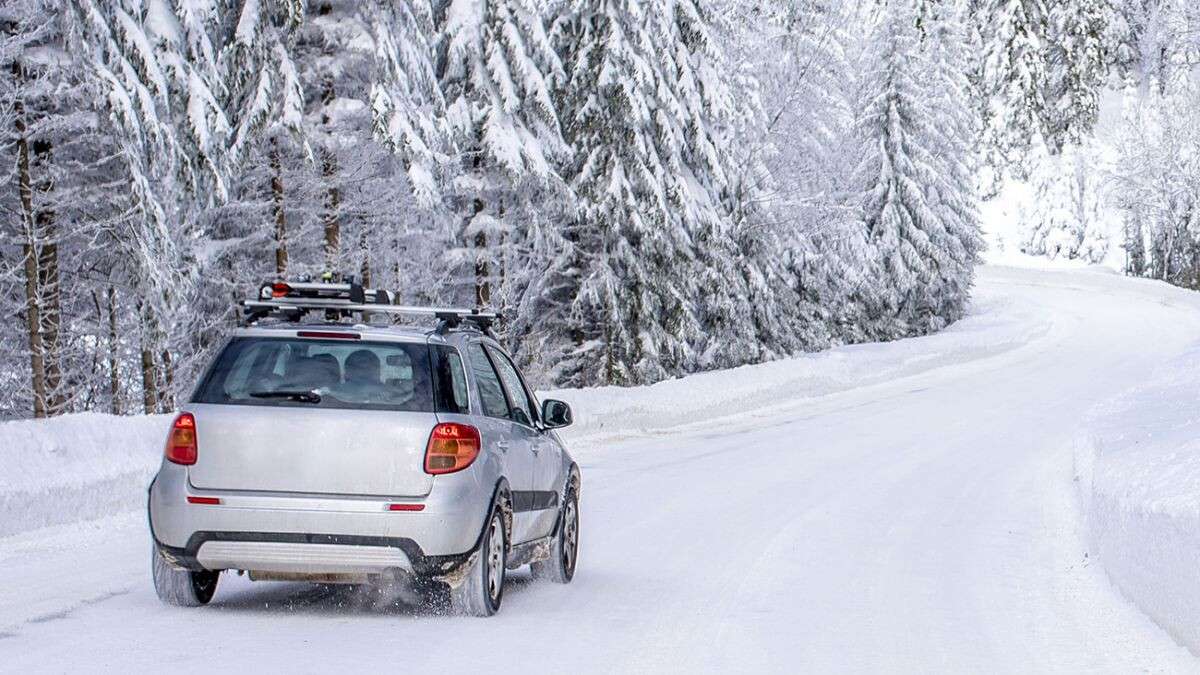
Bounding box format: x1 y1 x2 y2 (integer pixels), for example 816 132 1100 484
0 0 1196 419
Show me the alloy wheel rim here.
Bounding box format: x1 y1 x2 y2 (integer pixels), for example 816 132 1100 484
562 499 578 572
486 515 504 602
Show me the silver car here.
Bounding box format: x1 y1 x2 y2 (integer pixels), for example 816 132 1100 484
148 281 580 616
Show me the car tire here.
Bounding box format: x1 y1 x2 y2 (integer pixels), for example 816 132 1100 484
531 485 579 584
152 545 219 607
451 509 506 617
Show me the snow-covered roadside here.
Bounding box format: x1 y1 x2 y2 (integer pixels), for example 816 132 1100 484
1075 345 1200 655
0 414 169 537
553 274 1050 448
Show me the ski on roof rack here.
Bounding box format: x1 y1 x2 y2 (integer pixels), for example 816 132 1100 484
239 275 500 333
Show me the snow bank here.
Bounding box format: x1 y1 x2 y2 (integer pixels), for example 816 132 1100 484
553 278 1049 447
0 413 170 537
1075 345 1200 655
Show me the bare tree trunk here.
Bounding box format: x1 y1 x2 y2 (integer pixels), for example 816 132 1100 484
140 346 157 414
105 287 121 415
496 200 507 306
39 240 62 411
33 136 64 415
320 76 340 272
470 198 490 306
1161 225 1176 282
322 148 340 271
474 230 490 307
270 137 288 276
359 230 371 287
159 348 176 410
138 301 158 414
90 291 104 407
149 312 173 413
14 88 47 418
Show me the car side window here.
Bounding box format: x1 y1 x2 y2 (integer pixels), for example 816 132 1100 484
432 346 470 415
467 343 510 419
486 345 537 428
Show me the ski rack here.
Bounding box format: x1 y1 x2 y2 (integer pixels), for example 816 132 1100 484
239 276 500 334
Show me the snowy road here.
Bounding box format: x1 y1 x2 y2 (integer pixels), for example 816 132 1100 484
4 267 1200 672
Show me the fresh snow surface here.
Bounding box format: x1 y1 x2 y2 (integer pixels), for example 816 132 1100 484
1076 345 1200 655
0 413 169 537
3 265 1200 671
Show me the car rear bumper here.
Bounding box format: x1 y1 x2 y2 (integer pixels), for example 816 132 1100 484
154 530 473 579
197 539 410 574
149 463 491 577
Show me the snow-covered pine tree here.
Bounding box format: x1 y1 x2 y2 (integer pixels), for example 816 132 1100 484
856 0 982 336
68 0 239 411
223 0 305 164
2 1 67 417
220 0 305 275
656 0 761 372
211 0 448 287
707 0 814 363
545 0 722 386
370 0 445 207
977 0 1053 176
1111 72 1200 287
366 0 462 312
168 0 309 372
924 2 986 262
976 0 1125 175
737 0 868 350
1107 0 1144 80
1020 144 1110 263
1045 0 1115 151
434 0 568 311
73 0 230 200
291 0 367 270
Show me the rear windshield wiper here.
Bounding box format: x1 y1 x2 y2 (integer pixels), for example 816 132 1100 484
249 389 322 404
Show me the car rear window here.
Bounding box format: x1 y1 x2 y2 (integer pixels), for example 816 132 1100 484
193 337 465 413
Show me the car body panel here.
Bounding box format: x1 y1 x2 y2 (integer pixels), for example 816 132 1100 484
530 429 568 537
187 404 436 497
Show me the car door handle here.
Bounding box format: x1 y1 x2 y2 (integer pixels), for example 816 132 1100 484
496 441 510 452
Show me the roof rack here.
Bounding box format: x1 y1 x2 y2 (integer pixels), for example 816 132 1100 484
239 275 500 334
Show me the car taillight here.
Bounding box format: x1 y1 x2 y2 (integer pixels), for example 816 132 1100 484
165 413 198 465
424 423 481 475
271 282 291 298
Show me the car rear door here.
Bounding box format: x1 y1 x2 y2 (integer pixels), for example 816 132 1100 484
186 335 439 498
188 404 436 496
464 342 538 543
484 345 562 541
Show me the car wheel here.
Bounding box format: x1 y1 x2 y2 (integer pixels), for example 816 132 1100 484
451 510 506 616
531 486 578 584
152 545 219 607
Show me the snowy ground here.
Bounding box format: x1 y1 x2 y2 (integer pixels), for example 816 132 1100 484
3 265 1200 672
1075 345 1200 656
